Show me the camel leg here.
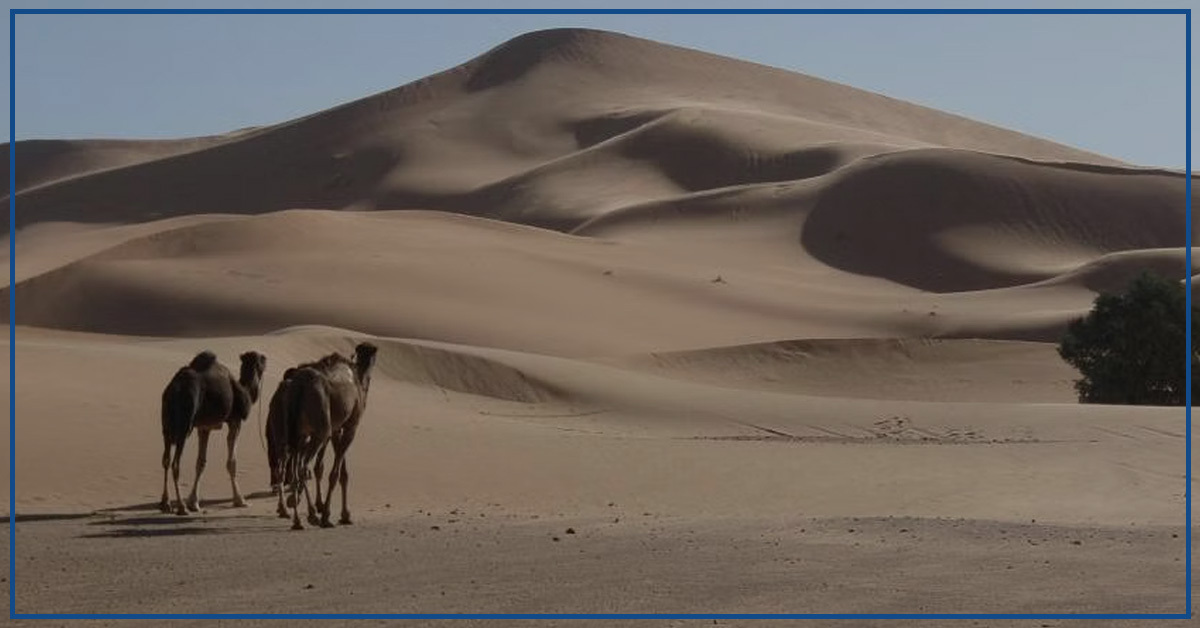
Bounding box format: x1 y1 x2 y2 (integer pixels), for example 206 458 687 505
276 484 289 518
337 426 357 525
303 441 323 526
160 438 172 513
289 452 304 530
186 429 210 512
274 444 289 517
337 458 352 525
226 422 248 507
170 437 188 516
320 435 346 528
276 453 290 519
312 440 327 515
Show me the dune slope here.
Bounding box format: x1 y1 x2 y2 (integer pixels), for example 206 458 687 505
10 28 1179 233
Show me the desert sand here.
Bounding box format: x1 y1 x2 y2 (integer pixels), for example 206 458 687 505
1 29 1195 624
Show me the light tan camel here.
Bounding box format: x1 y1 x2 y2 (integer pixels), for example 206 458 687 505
160 350 267 515
283 342 378 530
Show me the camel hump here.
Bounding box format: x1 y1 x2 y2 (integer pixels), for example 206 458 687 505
318 353 352 369
291 366 326 386
188 350 218 372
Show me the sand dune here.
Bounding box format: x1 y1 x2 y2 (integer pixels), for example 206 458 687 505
6 207 1189 352
6 28 1193 618
2 134 245 197
802 149 1192 292
599 337 1078 402
8 28 1163 232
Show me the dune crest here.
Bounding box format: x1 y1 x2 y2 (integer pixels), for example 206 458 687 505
10 28 1162 232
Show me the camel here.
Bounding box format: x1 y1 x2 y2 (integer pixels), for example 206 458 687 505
283 342 378 530
160 350 267 515
266 364 330 521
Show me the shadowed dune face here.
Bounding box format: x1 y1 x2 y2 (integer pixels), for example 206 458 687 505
802 150 1195 292
1 136 248 198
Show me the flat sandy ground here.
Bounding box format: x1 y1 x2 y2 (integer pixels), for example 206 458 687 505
3 28 1196 625
3 513 1188 625
1 327 1191 624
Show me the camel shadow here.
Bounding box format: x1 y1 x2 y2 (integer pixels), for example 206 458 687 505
81 513 277 539
8 512 96 523
94 490 278 514
81 526 234 539
80 490 283 539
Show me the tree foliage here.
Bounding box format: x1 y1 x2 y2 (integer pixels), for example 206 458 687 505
1058 272 1197 405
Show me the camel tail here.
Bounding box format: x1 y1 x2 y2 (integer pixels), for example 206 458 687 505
284 375 305 454
284 371 318 456
266 383 289 489
162 369 201 445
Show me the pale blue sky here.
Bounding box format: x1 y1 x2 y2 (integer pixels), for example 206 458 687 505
3 2 1193 168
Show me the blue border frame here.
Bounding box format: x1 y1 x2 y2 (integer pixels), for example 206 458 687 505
6 7 1192 621
1186 7 1194 622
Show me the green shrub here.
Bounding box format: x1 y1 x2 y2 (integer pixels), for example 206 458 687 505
1058 272 1197 405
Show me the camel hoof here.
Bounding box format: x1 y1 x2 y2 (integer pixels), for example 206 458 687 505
307 513 321 526
159 500 172 514
175 507 189 517
339 514 353 525
185 499 200 512
291 521 304 531
319 518 335 529
232 498 249 508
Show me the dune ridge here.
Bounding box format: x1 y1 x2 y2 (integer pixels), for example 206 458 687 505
9 28 1158 233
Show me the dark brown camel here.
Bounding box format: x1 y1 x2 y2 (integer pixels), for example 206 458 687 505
283 342 378 530
160 350 267 515
266 367 298 496
267 363 331 521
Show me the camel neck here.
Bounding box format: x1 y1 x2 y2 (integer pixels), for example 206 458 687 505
354 365 374 400
239 373 261 404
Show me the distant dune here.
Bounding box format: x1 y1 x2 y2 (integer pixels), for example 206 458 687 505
4 28 1191 618
5 29 1193 345
7 28 1172 230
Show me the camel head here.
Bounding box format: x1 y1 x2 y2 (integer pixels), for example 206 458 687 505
353 342 378 390
238 351 268 403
